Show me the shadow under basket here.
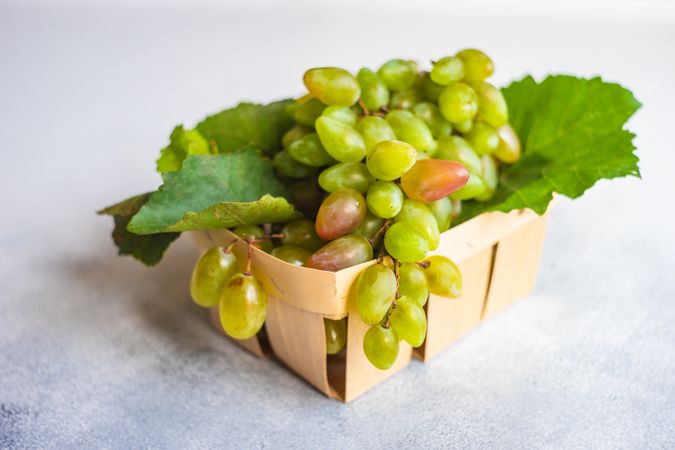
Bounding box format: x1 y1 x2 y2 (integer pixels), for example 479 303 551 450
190 208 548 402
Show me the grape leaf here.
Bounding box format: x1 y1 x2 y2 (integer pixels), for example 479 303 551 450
156 125 214 173
461 75 640 219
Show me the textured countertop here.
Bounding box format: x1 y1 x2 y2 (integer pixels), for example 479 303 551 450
1 2 674 448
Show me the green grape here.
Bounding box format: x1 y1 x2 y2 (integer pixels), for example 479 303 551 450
318 162 374 194
315 116 367 163
399 262 429 307
412 102 452 138
366 140 417 181
273 149 318 179
288 179 323 214
282 124 313 149
390 296 427 347
475 155 498 202
219 273 268 340
315 189 367 240
423 255 462 298
356 264 396 325
321 105 358 127
377 59 418 92
190 246 238 307
420 72 444 102
453 119 473 134
303 67 361 106
430 56 465 86
389 89 420 110
475 82 508 128
438 82 478 123
288 133 336 167
305 235 373 271
428 196 452 232
357 68 390 111
324 318 347 355
385 110 437 156
233 225 273 253
351 212 384 241
384 222 429 263
356 116 396 154
494 123 521 163
366 181 404 219
449 173 486 200
363 325 399 370
287 95 326 126
270 245 311 266
281 219 325 252
435 135 482 173
400 159 469 203
394 199 440 250
455 48 494 83
464 122 499 155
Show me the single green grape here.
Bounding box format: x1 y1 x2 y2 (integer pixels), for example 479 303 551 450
287 95 326 126
430 56 465 86
455 48 494 83
385 110 437 156
400 159 470 203
305 235 373 271
390 296 427 347
428 196 453 232
384 222 429 263
449 172 486 200
389 89 420 110
232 225 273 253
475 155 498 202
420 72 444 102
318 162 374 194
363 325 399 370
394 199 440 250
281 219 325 252
377 59 418 92
399 262 429 307
356 263 396 325
288 133 336 167
325 318 347 355
190 246 238 307
270 245 311 266
315 116 367 163
438 82 478 123
356 116 397 154
219 273 268 340
315 189 367 240
366 181 404 219
321 105 358 127
453 119 473 134
475 82 508 128
435 135 483 174
366 140 417 181
282 124 313 149
273 149 318 179
357 67 390 111
423 255 462 298
464 122 499 155
412 102 452 138
351 212 384 241
303 67 361 106
494 123 521 163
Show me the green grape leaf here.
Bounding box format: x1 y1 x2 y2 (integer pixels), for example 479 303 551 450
461 75 640 219
128 148 300 234
97 193 181 266
156 125 214 174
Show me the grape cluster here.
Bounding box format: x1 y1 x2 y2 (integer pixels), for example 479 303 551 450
190 49 521 365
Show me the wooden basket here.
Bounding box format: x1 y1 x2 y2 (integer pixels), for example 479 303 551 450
190 208 548 402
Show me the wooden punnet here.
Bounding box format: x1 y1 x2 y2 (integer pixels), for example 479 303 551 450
191 208 548 402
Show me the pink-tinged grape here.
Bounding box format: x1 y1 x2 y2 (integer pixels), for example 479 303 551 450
273 150 318 179
305 235 373 271
288 179 323 215
449 173 486 201
475 155 498 202
366 181 404 219
318 162 374 194
454 119 473 134
430 56 465 86
455 48 494 83
385 110 437 156
464 122 499 155
377 59 418 92
351 212 384 241
303 67 361 106
286 95 326 126
390 296 427 347
321 105 358 127
394 199 440 250
494 123 521 163
438 82 478 123
412 102 452 138
282 124 313 149
384 222 429 263
232 225 272 253
315 189 366 240
423 255 462 298
475 82 508 128
288 133 336 167
399 262 429 307
315 116 367 163
450 199 462 220
357 264 396 325
421 72 444 102
428 196 452 232
357 68 390 111
324 318 347 354
435 135 482 174
281 219 325 252
356 116 396 154
190 246 238 307
389 89 420 110
366 140 417 181
363 325 399 370
400 159 469 203
219 273 268 340
270 245 311 266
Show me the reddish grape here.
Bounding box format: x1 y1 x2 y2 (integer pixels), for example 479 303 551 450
400 159 469 203
315 189 366 240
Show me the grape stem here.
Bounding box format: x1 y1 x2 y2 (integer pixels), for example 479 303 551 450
382 258 400 329
368 220 391 246
417 261 430 269
358 98 371 116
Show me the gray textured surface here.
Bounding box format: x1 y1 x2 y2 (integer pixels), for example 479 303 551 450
1 2 674 449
